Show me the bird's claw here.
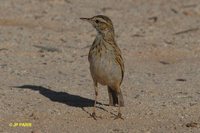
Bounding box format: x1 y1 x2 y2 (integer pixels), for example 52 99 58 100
91 112 97 120
114 113 124 120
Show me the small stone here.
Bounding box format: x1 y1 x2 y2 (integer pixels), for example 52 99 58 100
31 129 42 133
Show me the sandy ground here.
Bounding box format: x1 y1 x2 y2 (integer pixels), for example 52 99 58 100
0 0 200 132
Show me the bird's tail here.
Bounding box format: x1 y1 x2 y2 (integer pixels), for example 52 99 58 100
107 86 124 106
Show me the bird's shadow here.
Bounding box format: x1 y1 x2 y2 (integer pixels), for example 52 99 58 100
14 85 107 108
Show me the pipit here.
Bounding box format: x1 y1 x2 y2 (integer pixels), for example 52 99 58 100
80 15 124 119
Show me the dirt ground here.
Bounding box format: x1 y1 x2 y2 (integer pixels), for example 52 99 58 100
0 0 200 133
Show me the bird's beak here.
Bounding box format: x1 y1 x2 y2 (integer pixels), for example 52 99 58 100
80 17 92 23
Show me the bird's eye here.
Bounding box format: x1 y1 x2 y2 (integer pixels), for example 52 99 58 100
95 20 100 23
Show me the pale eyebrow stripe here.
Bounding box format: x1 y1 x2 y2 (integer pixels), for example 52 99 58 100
96 18 108 24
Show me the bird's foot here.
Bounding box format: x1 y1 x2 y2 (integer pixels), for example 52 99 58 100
91 112 97 120
114 113 124 120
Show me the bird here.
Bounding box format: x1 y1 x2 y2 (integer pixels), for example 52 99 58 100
80 15 124 119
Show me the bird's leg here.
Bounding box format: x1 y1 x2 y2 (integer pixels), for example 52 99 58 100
115 90 124 120
108 87 114 106
92 81 98 120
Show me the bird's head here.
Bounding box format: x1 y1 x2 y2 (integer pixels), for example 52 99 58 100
80 15 114 34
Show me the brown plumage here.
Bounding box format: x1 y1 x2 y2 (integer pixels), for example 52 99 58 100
80 15 124 119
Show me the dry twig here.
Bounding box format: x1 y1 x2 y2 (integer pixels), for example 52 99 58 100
174 27 199 35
